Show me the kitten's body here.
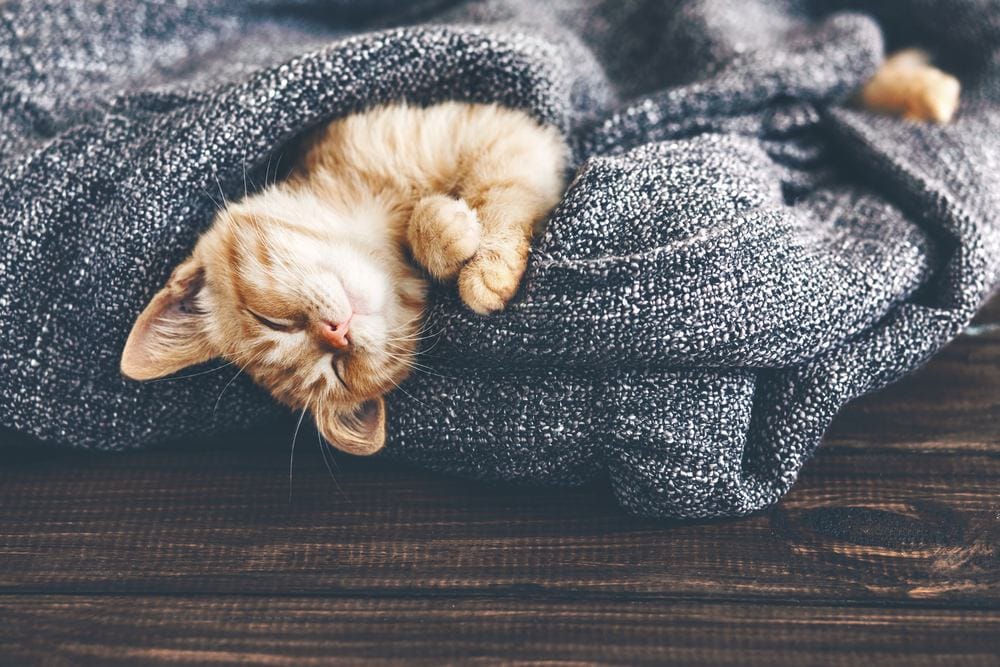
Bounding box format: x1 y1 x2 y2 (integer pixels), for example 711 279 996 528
121 102 567 453
121 54 959 456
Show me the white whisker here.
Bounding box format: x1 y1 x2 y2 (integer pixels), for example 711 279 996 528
288 405 308 504
145 360 236 383
212 367 245 420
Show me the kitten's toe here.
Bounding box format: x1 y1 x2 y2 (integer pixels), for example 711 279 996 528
458 247 526 315
408 195 481 279
915 71 960 123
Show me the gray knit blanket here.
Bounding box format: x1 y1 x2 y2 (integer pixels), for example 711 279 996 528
2 1 999 518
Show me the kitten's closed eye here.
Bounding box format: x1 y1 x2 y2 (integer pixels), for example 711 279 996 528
247 309 301 332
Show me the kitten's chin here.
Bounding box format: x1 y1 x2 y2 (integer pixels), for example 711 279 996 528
342 346 414 400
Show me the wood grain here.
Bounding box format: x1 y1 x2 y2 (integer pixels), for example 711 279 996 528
0 596 997 666
0 423 997 605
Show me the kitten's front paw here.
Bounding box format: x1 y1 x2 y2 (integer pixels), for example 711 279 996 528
458 244 527 315
408 195 481 279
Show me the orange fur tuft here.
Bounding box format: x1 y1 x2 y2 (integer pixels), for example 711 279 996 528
860 49 961 124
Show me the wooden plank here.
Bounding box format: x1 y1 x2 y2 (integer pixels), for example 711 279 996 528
0 419 996 605
0 596 996 666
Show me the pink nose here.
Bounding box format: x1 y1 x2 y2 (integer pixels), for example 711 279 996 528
319 319 351 350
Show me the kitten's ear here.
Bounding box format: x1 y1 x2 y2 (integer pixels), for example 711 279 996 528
120 257 217 380
315 398 386 456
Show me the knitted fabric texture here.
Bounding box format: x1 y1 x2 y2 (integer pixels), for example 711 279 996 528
2 0 998 518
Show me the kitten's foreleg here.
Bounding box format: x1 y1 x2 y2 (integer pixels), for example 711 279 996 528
407 194 481 280
405 185 544 314
458 183 552 315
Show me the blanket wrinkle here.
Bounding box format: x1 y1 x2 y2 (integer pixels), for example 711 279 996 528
1 0 998 518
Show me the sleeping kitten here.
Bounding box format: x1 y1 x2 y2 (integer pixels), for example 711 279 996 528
120 102 568 454
120 54 957 457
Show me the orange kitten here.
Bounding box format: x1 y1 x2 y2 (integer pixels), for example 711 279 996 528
121 102 568 454
861 49 960 123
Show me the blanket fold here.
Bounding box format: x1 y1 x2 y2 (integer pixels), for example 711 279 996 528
2 0 998 518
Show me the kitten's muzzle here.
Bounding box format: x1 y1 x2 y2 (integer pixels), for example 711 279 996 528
317 316 352 351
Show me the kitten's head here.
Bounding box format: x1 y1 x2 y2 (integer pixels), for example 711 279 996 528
121 188 426 455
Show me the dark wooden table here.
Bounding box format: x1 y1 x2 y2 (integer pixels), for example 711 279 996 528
2 298 998 666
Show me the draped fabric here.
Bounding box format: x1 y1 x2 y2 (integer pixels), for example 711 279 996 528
2 0 998 517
